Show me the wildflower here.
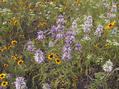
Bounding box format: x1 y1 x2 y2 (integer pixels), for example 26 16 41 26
35 25 39 30
83 16 93 33
34 49 44 63
62 52 72 60
8 45 13 49
17 60 23 65
37 31 45 41
72 21 78 35
3 64 8 67
111 27 117 35
50 25 57 37
62 44 72 53
1 49 4 52
55 58 61 64
19 34 24 38
40 22 47 26
48 53 55 60
59 8 63 12
105 43 110 47
11 40 18 45
55 54 59 57
1 81 8 86
105 20 116 30
42 83 51 89
48 40 54 47
72 83 76 87
56 15 65 25
21 2 25 6
94 24 103 37
12 56 18 60
13 20 18 25
14 77 27 89
56 32 64 39
26 40 36 51
111 4 117 12
95 44 99 48
103 59 113 72
83 34 91 41
0 73 5 80
1 47 7 52
65 31 76 44
75 42 82 53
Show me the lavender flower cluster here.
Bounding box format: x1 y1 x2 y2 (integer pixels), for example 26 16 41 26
83 16 93 33
14 77 27 89
37 31 45 41
26 41 36 51
107 4 117 18
94 24 103 37
34 49 44 64
50 15 65 39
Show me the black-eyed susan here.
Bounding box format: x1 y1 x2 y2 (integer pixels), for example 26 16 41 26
0 73 6 80
105 20 116 30
48 53 55 60
3 64 8 67
12 56 18 60
1 81 8 86
55 58 61 64
11 40 18 45
8 45 13 49
17 60 24 65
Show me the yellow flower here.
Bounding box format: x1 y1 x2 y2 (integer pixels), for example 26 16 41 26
0 73 6 80
59 8 63 12
105 43 110 47
13 20 18 25
12 56 18 60
48 53 55 60
40 22 47 26
95 44 99 48
55 58 61 64
11 40 18 45
17 60 24 65
1 49 4 52
1 81 8 86
8 45 13 49
106 20 116 29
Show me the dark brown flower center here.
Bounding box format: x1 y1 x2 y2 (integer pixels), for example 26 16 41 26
50 55 53 58
109 24 112 27
3 83 6 85
57 60 60 62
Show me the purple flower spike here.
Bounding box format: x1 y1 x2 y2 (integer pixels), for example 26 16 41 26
37 31 45 40
26 41 36 51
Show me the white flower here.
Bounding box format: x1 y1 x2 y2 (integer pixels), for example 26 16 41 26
42 83 51 89
103 59 113 72
49 40 54 47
